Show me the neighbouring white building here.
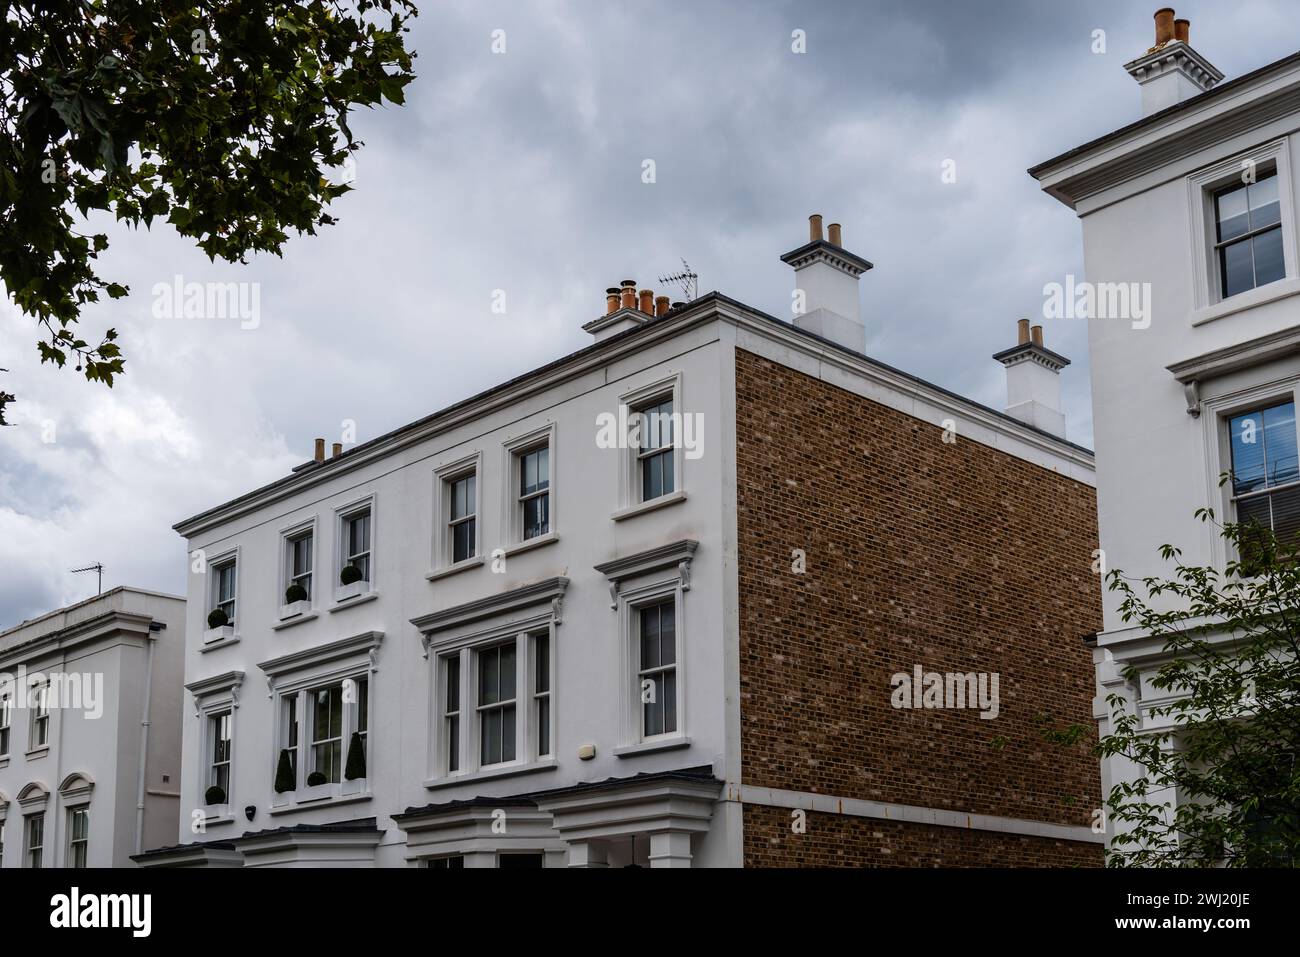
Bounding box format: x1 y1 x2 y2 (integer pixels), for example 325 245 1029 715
1031 10 1300 849
138 216 1102 869
0 587 186 868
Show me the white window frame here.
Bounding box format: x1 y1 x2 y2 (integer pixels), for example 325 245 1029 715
65 806 89 869
621 583 686 748
207 546 240 630
278 517 317 613
502 424 557 550
429 625 556 783
206 709 233 804
187 670 242 821
334 493 377 599
614 373 687 519
0 693 11 758
596 540 696 755
1201 375 1300 571
430 451 484 576
24 811 43 869
1188 139 1300 324
263 632 380 809
28 680 50 752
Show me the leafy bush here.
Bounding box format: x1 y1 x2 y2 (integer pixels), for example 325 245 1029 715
204 785 226 806
206 608 229 629
339 564 364 586
284 582 308 604
307 771 328 787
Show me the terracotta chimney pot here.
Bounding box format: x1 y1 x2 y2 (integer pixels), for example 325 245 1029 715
655 295 671 317
313 438 325 462
332 442 342 457
639 289 654 315
1031 324 1044 347
1174 18 1189 44
1154 8 1175 46
827 223 842 246
1018 319 1031 345
620 280 637 310
606 287 621 314
809 214 824 242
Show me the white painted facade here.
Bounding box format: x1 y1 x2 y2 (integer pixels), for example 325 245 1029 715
154 236 1092 868
0 587 185 868
1032 38 1300 845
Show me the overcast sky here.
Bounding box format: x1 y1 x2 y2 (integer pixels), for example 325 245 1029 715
1 1 1294 628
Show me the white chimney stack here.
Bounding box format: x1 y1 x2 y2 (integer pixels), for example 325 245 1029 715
781 213 872 353
993 320 1070 438
1124 9 1222 117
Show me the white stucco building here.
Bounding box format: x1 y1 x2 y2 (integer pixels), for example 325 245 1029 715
139 216 1101 869
1031 10 1300 848
0 587 185 868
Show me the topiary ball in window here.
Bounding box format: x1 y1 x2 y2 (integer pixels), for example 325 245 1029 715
284 582 308 604
274 749 296 793
307 770 328 787
207 608 229 629
339 564 363 586
344 731 367 781
205 785 227 805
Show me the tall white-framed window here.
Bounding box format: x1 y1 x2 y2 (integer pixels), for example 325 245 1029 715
1203 378 1300 571
502 424 556 547
66 807 89 868
518 447 550 541
432 452 483 574
1227 397 1299 545
1188 140 1299 320
210 553 238 626
442 655 461 774
188 671 243 816
476 642 516 767
432 627 555 781
614 374 687 518
596 539 696 753
334 495 376 596
0 693 11 756
637 598 678 738
24 812 43 869
28 680 49 750
208 710 232 802
280 520 315 606
533 633 551 759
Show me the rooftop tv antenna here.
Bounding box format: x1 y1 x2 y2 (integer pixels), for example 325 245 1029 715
658 259 698 302
71 562 104 596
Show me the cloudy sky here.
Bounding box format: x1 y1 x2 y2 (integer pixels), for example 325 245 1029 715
1 0 1294 628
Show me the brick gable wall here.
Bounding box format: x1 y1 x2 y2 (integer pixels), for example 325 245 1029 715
734 348 1102 866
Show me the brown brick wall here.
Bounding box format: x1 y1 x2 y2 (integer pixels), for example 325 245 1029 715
743 804 1102 867
735 348 1102 855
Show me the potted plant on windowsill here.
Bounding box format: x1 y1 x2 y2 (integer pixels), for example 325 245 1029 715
204 784 228 816
280 583 310 620
336 564 369 601
300 769 333 802
203 608 235 643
